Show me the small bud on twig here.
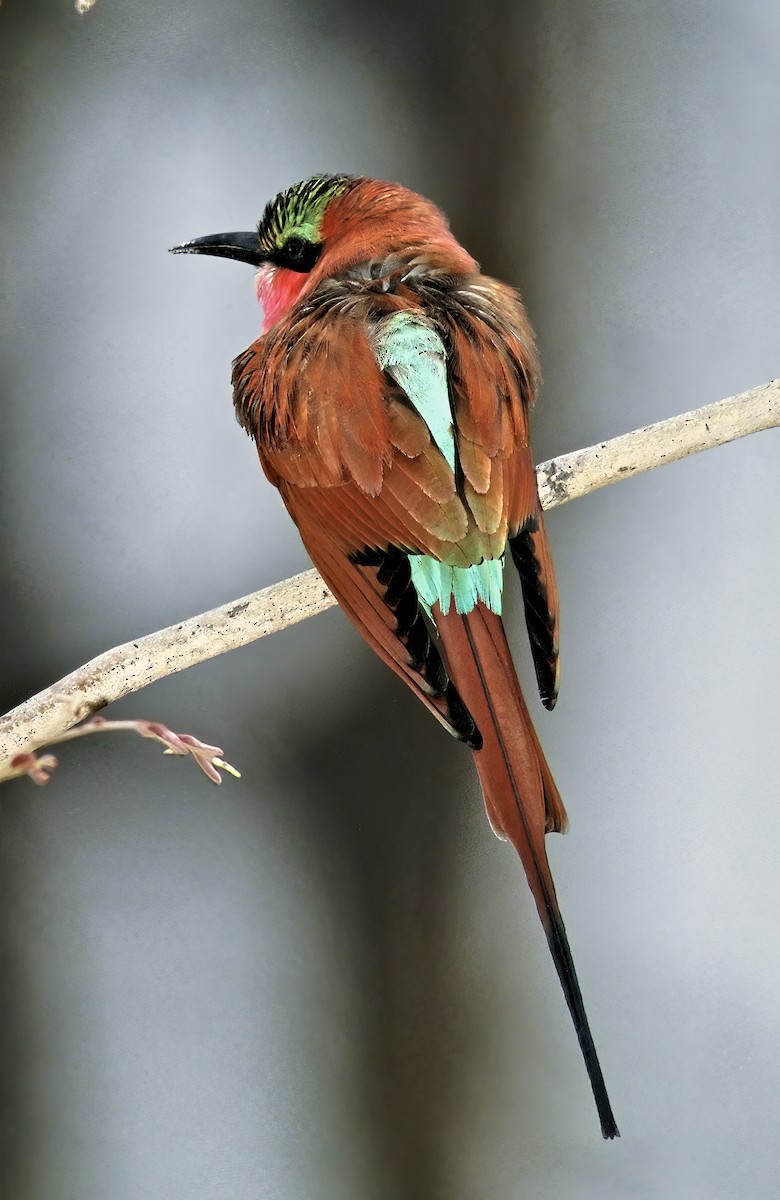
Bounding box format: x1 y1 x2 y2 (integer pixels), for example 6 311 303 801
6 715 240 788
9 751 59 786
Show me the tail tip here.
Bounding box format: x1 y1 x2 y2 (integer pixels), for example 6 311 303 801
600 1113 620 1140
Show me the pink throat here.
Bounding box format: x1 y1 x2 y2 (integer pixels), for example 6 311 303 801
255 264 307 332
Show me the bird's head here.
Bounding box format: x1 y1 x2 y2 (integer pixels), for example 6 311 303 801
171 175 475 332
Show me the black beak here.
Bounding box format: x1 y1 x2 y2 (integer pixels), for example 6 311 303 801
169 231 266 268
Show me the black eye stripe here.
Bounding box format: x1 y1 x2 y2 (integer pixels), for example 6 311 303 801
256 176 355 262
270 237 323 273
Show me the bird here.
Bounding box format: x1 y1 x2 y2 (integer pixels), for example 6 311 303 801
171 175 619 1139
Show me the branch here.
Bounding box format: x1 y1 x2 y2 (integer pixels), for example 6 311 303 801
534 378 778 507
1 379 777 780
6 715 241 787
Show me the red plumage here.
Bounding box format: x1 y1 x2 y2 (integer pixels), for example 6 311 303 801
177 176 618 1138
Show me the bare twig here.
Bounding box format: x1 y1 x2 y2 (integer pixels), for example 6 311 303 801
0 571 333 782
1 379 777 782
6 712 240 787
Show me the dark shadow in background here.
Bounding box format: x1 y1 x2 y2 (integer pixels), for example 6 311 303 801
289 674 472 1199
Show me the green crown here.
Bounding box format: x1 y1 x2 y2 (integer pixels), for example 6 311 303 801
256 175 355 253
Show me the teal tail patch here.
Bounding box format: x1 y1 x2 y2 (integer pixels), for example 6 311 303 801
410 555 504 616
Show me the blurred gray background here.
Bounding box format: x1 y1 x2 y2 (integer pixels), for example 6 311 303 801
2 1 779 1196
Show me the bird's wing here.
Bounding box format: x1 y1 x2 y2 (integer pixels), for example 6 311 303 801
291 532 481 748
509 515 560 709
447 280 560 707
232 279 559 704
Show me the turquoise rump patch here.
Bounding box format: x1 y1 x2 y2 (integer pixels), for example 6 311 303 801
410 556 504 616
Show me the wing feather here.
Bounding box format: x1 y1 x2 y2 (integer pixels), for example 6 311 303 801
292 525 480 747
232 273 559 707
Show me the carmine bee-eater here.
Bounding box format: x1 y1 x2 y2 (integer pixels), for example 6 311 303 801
172 175 619 1139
